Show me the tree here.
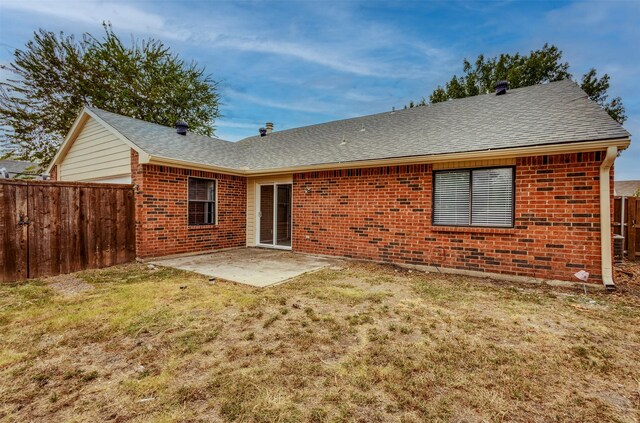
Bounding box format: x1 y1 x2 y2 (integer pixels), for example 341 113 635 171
580 68 626 124
0 23 221 165
404 97 426 109
407 44 626 124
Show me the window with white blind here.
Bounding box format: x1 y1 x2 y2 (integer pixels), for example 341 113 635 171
433 167 514 227
188 178 217 225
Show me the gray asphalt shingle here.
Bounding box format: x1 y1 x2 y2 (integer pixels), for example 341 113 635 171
88 109 250 170
89 80 630 171
614 180 640 197
0 159 36 177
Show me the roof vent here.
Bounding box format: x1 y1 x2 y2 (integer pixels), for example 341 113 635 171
265 122 274 134
494 80 508 96
175 120 188 135
259 127 267 137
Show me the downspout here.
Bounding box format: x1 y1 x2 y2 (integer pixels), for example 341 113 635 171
600 146 617 290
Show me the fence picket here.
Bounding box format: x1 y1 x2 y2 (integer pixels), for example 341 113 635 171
0 180 135 281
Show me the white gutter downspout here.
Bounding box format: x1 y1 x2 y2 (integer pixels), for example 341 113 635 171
600 146 617 290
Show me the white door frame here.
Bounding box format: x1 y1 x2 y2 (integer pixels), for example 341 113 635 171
256 182 292 250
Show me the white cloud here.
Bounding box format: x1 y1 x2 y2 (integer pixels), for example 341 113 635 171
206 31 452 80
1 0 452 80
225 88 335 114
341 91 382 103
213 36 382 77
215 120 261 130
0 0 190 40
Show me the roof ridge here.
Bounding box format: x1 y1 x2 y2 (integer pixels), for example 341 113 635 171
237 79 580 143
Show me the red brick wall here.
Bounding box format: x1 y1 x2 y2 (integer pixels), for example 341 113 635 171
49 165 58 181
131 150 246 258
292 152 608 283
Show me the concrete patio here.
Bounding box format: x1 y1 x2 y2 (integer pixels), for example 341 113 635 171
149 248 340 287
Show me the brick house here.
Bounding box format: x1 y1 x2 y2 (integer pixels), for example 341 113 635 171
47 80 631 288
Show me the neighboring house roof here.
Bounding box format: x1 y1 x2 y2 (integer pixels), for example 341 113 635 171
615 180 640 197
0 159 36 177
49 79 631 174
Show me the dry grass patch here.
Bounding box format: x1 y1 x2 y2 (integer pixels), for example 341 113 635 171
1 262 639 422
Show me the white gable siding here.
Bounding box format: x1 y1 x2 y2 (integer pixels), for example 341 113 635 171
58 117 131 183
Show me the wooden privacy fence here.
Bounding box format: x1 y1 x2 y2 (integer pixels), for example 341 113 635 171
613 196 639 260
1 179 136 282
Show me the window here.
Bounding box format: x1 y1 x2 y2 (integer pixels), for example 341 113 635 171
433 167 514 227
188 178 216 225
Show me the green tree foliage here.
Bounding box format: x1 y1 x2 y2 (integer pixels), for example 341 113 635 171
580 68 626 125
406 44 626 124
0 23 221 165
403 97 426 109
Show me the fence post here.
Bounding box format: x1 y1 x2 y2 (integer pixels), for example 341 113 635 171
621 196 625 241
629 197 637 260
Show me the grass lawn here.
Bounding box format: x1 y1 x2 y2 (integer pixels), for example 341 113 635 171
1 261 639 422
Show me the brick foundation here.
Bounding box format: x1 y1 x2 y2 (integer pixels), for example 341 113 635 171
131 150 246 258
292 152 611 284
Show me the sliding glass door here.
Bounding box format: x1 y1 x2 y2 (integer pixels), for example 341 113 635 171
258 184 292 248
259 185 275 245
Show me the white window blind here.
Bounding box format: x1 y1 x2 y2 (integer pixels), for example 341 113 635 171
471 168 513 227
433 170 470 225
433 167 514 227
188 178 217 225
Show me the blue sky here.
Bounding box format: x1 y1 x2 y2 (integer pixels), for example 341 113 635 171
0 0 638 179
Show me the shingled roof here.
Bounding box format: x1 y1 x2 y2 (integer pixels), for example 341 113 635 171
0 159 36 177
87 108 249 170
86 79 630 171
614 180 640 197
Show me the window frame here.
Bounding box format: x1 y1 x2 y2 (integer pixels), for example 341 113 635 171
431 166 516 228
187 177 218 226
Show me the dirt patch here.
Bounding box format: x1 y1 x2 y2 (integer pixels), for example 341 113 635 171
595 390 635 414
44 273 94 296
614 260 640 296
